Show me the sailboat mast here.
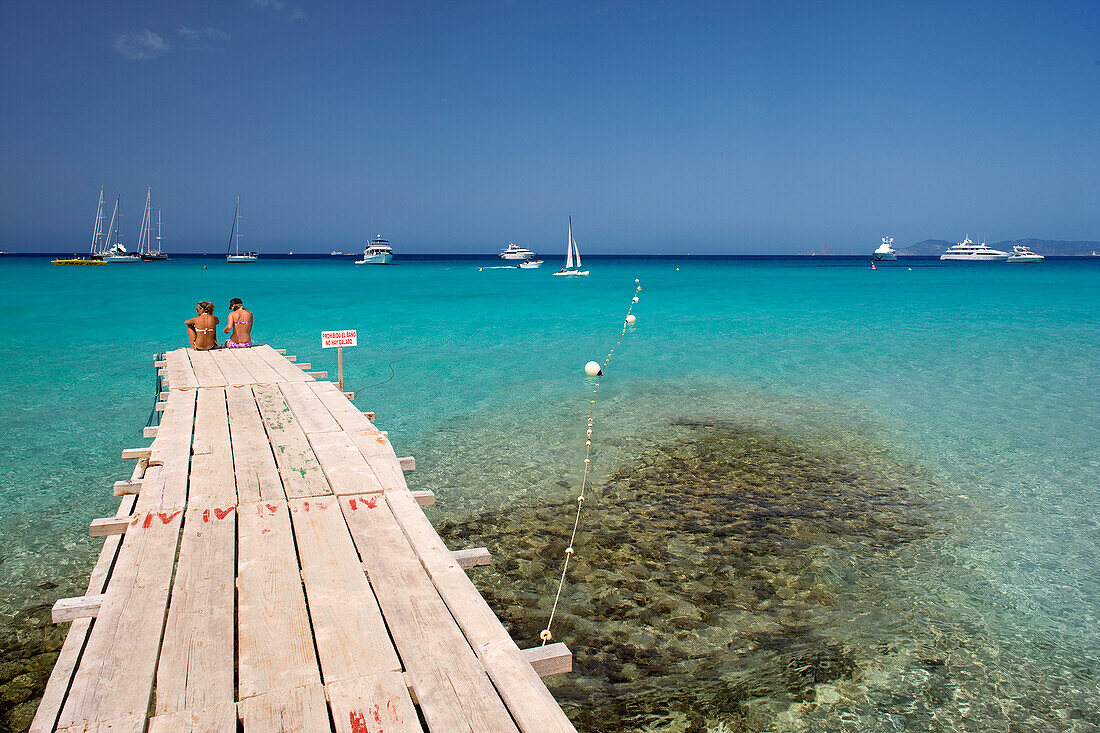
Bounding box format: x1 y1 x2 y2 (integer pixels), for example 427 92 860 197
89 187 105 254
105 196 119 251
566 216 574 270
155 209 162 253
138 188 151 255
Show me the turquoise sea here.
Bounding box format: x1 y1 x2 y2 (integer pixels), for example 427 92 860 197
0 254 1097 731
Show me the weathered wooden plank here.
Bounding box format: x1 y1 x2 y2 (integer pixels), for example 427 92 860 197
383 488 577 732
305 371 328 379
307 381 382 436
31 494 139 733
155 402 168 412
237 684 328 732
143 426 159 438
279 381 341 434
143 389 196 509
346 431 408 492
58 714 146 732
113 480 141 496
164 348 199 390
295 362 311 370
121 448 151 461
399 456 416 472
231 346 283 384
411 490 434 506
226 386 285 503
326 674 423 733
52 594 105 623
89 517 130 537
306 430 383 495
57 507 185 728
340 494 519 732
207 349 254 385
237 500 320 698
186 349 229 388
253 384 329 497
147 704 237 733
252 344 312 383
451 547 491 569
273 348 286 354
522 643 573 678
156 388 236 714
288 496 401 683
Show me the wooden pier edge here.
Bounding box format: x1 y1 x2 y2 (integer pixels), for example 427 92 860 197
33 345 577 733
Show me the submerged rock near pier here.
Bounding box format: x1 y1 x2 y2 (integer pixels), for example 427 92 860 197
438 418 936 731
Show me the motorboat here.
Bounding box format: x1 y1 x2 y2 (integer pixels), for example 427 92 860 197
1006 245 1044 263
552 217 589 276
226 196 257 262
873 236 898 261
355 234 393 264
939 236 1009 261
518 259 543 269
500 243 537 260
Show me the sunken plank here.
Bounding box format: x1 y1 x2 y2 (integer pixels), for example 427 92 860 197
56 504 185 728
253 384 329 497
288 496 401 683
384 487 577 732
326 674 423 733
164 349 199 390
187 349 229 388
237 500 320 699
31 493 140 733
340 494 519 732
252 344 313 383
231 346 283 384
226 385 284 503
306 431 384 495
279 381 341 434
237 684 328 732
147 704 237 733
156 389 236 714
208 348 255 385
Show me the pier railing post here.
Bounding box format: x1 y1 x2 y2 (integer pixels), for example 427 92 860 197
337 345 344 391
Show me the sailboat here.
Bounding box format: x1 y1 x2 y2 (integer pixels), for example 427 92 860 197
552 216 589 276
88 187 107 257
101 195 141 263
226 196 257 262
140 191 168 261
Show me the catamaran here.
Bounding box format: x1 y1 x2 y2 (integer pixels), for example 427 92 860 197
552 217 589 276
226 196 257 262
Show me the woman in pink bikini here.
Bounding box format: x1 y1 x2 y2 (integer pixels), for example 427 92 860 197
185 302 219 350
223 297 253 348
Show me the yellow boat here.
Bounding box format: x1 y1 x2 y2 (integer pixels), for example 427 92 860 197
52 257 106 266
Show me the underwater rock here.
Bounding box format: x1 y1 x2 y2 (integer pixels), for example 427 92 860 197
438 419 934 731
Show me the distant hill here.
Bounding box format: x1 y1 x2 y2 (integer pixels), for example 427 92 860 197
897 238 1100 256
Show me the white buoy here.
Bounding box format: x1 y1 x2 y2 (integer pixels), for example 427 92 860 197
632 296 639 303
625 314 636 324
584 361 602 376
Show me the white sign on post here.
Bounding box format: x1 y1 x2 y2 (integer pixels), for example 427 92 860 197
321 330 357 348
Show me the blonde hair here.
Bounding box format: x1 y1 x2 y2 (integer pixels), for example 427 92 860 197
197 301 215 314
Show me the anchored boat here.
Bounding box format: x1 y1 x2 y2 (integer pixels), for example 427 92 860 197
226 196 257 262
355 234 393 264
552 217 589 276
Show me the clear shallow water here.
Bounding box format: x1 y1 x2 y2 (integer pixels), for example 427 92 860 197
0 255 1097 730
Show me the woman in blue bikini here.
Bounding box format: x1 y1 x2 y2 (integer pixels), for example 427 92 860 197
223 297 253 348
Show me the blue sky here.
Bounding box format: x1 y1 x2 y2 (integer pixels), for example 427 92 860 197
1 1 1098 254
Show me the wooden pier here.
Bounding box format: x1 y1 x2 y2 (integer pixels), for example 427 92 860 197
33 345 576 733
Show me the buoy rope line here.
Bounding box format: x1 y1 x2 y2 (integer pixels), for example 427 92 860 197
540 280 642 647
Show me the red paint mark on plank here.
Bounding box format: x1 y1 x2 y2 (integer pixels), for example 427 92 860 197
214 507 234 519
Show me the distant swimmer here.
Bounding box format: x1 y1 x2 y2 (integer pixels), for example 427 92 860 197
223 297 253 348
186 301 219 351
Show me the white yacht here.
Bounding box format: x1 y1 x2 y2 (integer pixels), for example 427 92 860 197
1006 245 1043 263
873 236 898 261
500 242 537 260
355 234 393 265
939 236 1009 261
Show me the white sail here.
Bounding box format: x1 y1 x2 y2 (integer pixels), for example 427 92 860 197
565 217 574 270
572 228 581 269
104 196 120 252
